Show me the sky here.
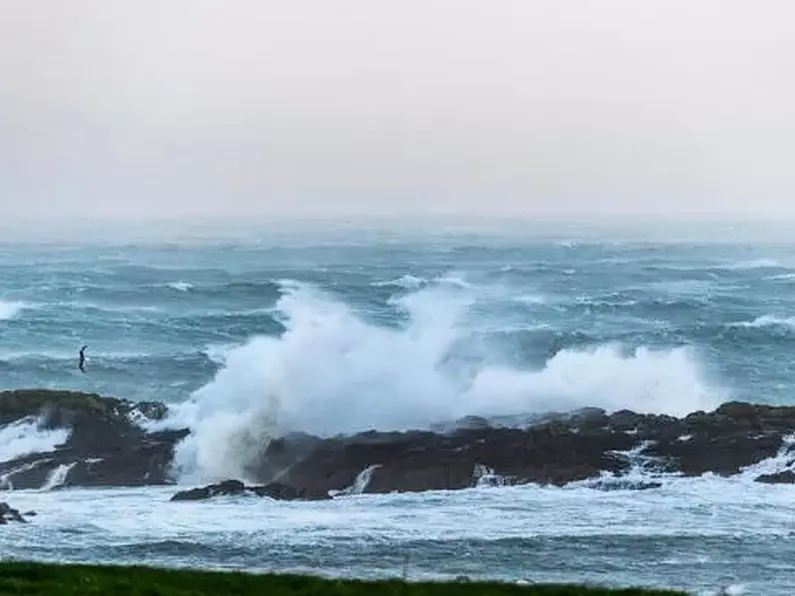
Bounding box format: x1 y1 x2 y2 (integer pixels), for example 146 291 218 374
1 1 794 221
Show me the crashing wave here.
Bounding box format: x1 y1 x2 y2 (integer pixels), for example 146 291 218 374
148 279 725 485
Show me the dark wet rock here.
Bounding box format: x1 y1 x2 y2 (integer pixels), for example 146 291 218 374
5 389 795 496
170 479 251 501
649 433 782 477
170 479 330 502
755 470 795 484
645 401 794 477
0 502 28 524
0 389 187 490
254 425 638 495
568 407 610 429
129 401 170 423
0 389 164 429
608 409 649 433
247 432 325 485
245 400 795 496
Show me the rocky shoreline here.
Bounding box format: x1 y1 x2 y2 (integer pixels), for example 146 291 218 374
2 389 795 505
0 501 30 524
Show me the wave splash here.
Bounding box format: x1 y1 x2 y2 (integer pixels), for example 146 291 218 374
0 300 29 321
160 279 727 484
0 416 71 463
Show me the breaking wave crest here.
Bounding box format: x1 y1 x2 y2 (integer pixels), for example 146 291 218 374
728 315 795 331
371 274 427 289
158 280 727 484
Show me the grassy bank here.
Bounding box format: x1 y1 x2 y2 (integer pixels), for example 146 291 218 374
0 561 687 595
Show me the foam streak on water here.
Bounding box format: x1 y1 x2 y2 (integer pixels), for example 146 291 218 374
1 480 793 595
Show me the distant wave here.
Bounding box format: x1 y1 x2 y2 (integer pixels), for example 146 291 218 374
34 299 164 316
33 298 280 321
639 259 786 274
727 315 795 331
644 279 718 295
0 349 83 362
149 278 727 485
571 294 710 310
371 274 427 289
0 348 167 362
220 280 284 295
0 348 220 375
436 273 474 289
511 294 546 305
167 281 194 292
717 259 783 271
370 272 476 292
75 302 163 314
766 273 795 281
32 279 284 311
0 300 30 321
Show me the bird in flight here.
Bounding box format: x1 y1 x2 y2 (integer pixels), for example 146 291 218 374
78 345 88 373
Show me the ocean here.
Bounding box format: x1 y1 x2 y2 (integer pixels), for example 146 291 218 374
2 219 795 595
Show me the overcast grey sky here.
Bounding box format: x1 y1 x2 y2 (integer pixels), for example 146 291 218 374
1 1 794 221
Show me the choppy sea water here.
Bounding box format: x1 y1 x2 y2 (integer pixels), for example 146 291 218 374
3 221 795 595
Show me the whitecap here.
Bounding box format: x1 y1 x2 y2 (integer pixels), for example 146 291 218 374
727 315 795 331
167 281 194 292
0 300 30 321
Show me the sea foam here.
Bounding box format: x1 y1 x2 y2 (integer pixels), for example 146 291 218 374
0 416 71 463
0 300 29 321
153 279 727 484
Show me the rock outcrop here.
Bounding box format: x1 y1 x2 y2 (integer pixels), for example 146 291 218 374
170 479 330 502
238 401 795 495
3 389 795 498
0 502 28 524
0 389 187 490
755 470 795 484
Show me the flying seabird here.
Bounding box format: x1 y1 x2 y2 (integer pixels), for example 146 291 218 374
78 345 87 373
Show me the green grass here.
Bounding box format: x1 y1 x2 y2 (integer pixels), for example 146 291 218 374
0 561 687 596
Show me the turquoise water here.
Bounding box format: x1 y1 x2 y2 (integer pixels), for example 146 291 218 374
2 231 795 412
3 222 795 595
